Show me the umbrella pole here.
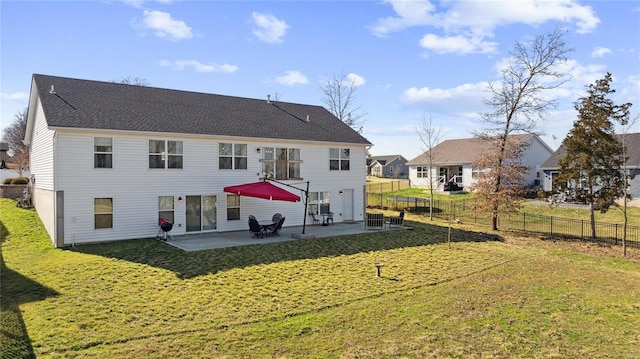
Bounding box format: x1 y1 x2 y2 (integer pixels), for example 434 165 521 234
302 181 309 234
262 178 310 235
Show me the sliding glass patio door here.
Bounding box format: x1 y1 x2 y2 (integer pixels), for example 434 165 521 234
186 195 217 232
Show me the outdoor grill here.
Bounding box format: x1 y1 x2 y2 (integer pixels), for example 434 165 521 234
157 219 174 241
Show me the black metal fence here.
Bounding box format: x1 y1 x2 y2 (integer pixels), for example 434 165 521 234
366 195 640 249
365 180 411 196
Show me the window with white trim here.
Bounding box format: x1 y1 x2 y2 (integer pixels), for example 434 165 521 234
158 196 175 224
94 198 113 229
330 148 350 171
94 137 113 168
219 143 247 170
261 147 301 180
417 166 428 178
227 194 240 220
308 191 330 215
149 140 183 169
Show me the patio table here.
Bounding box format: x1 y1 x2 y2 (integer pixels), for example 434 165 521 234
259 220 276 235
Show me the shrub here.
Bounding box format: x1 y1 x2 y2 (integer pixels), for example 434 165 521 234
2 178 12 184
11 177 29 185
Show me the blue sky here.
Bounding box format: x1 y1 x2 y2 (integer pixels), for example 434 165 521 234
1 0 638 159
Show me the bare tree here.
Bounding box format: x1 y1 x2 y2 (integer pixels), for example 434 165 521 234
618 114 638 257
319 72 367 133
113 76 150 86
473 27 572 231
415 114 444 220
10 148 30 176
2 108 28 156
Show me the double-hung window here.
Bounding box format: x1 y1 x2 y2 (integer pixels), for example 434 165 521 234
330 148 350 171
94 198 113 229
149 140 183 169
94 137 113 168
158 196 175 223
219 143 247 170
260 147 301 180
227 195 240 220
417 166 428 178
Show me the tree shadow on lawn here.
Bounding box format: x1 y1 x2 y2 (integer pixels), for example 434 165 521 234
1 221 60 359
71 221 503 279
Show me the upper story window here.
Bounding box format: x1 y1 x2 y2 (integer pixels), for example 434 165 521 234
94 198 113 229
261 147 301 180
149 140 183 169
330 148 350 171
219 143 247 170
94 137 113 168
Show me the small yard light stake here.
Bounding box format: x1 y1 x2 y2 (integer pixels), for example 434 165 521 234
374 262 384 277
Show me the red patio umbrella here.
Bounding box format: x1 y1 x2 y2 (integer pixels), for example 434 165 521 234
223 181 301 202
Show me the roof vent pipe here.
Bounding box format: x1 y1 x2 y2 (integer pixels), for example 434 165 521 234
50 85 56 94
267 94 271 104
306 115 310 122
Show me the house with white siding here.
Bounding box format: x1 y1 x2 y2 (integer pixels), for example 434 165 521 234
406 134 553 192
539 133 640 198
24 74 371 247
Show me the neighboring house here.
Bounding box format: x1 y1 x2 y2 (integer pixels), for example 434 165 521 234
368 155 408 178
24 74 371 247
407 134 553 192
539 133 640 198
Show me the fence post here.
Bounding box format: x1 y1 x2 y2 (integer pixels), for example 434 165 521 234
615 223 618 245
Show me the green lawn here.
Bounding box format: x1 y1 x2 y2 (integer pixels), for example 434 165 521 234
376 187 640 225
2 198 640 358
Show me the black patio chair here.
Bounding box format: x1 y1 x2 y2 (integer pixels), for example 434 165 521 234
269 216 286 236
310 213 320 226
327 212 334 225
272 213 283 223
248 217 264 238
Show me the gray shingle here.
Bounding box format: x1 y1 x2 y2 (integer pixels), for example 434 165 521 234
33 74 372 145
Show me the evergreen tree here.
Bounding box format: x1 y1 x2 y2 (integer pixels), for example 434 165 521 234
556 72 632 238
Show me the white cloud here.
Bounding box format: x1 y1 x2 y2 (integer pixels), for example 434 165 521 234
591 46 612 58
160 60 238 73
122 0 174 8
0 92 29 101
346 73 366 87
142 10 193 40
370 0 437 37
252 12 289 44
401 82 487 103
419 34 498 55
373 0 599 36
275 70 308 85
372 0 599 57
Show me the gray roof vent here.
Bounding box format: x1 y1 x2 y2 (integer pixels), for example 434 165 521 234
50 85 56 94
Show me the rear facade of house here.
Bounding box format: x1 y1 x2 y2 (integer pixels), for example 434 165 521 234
407 135 553 192
25 74 371 247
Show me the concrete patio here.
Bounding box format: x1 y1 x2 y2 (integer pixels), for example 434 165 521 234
162 221 388 251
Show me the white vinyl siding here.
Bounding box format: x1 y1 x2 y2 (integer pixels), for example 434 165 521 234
29 98 55 190
46 131 367 245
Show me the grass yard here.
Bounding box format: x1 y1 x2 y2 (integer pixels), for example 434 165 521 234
2 198 640 358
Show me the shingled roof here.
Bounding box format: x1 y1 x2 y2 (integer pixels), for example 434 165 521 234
406 134 535 166
30 74 371 145
540 133 640 169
